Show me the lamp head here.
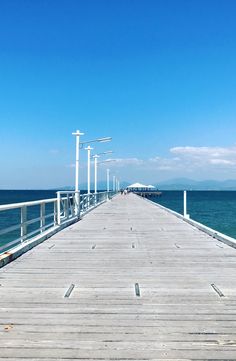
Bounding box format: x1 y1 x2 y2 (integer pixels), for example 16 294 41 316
97 137 112 143
72 130 84 136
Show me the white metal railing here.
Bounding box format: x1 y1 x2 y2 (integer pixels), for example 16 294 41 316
56 191 80 225
0 191 116 254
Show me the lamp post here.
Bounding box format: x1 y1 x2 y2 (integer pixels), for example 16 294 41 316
72 130 84 213
96 159 116 200
93 155 99 194
80 136 112 194
92 151 113 195
71 132 112 210
107 169 110 193
113 176 116 191
85 146 93 194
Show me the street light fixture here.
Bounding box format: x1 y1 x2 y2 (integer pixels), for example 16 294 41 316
96 137 112 143
91 150 113 158
72 130 84 210
83 137 112 195
92 151 113 194
107 169 110 193
72 130 112 193
84 146 93 194
80 137 112 148
95 159 117 196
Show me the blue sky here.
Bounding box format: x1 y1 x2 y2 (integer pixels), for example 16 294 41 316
1 0 236 188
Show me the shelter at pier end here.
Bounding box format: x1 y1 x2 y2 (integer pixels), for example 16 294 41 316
126 182 161 197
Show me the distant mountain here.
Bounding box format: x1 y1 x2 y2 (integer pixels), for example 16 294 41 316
53 181 130 192
156 178 236 190
53 179 236 191
51 186 74 191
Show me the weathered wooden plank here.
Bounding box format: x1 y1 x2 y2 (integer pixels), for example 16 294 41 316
1 193 236 359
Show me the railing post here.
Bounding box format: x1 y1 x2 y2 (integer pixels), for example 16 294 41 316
40 203 45 233
81 195 84 213
66 194 69 219
86 194 89 211
88 194 90 210
183 190 189 219
75 191 80 217
20 205 27 242
71 194 75 217
54 201 57 226
87 193 90 209
57 192 61 225
77 191 81 218
82 195 85 213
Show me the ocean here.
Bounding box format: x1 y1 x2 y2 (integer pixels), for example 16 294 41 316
149 190 236 239
0 190 58 252
0 190 87 252
0 190 236 253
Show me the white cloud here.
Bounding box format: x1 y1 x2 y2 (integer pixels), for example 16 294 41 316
101 157 144 167
149 156 160 162
171 146 236 158
170 146 236 168
209 159 235 165
67 145 236 183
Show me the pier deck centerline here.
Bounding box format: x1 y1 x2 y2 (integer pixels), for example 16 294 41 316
1 193 236 359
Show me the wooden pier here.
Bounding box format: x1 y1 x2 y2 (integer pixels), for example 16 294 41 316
1 193 236 359
132 190 162 198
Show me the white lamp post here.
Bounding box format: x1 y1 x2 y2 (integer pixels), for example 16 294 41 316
71 132 111 210
72 130 84 193
72 130 84 213
85 146 93 194
93 155 99 194
96 159 116 200
107 169 110 192
113 176 116 191
80 136 111 194
92 151 113 194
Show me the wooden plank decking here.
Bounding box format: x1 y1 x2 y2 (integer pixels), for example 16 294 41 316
1 193 236 359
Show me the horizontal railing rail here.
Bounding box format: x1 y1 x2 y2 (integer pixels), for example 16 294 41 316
0 190 117 255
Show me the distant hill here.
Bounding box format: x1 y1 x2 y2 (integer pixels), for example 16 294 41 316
54 181 130 192
156 178 236 190
53 179 236 191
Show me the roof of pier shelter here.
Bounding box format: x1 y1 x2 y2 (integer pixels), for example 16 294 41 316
127 182 149 189
147 184 155 189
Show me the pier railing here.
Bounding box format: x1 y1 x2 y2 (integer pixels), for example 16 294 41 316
0 191 116 254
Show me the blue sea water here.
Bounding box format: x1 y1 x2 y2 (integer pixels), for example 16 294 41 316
149 191 236 239
0 189 97 252
0 190 58 252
